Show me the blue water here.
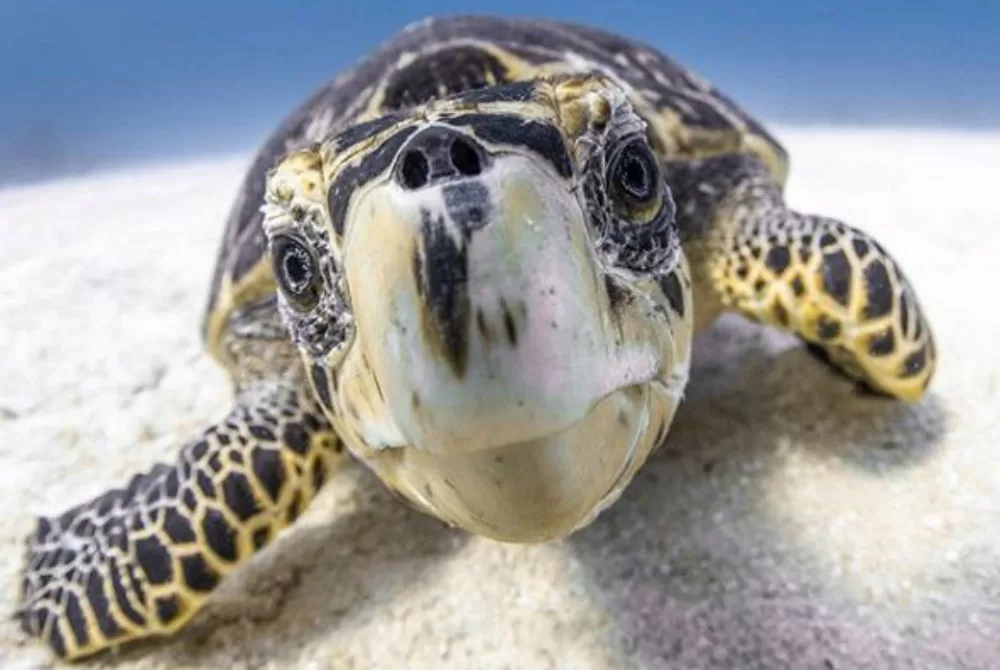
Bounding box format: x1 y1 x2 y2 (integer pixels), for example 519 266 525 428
2 1 996 183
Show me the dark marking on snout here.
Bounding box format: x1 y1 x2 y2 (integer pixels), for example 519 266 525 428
414 209 470 377
500 297 518 346
605 275 630 311
327 125 417 236
446 113 573 179
476 308 492 344
370 367 385 401
443 180 492 237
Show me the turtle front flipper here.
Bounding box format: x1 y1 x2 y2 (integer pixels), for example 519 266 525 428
675 153 936 401
15 370 344 661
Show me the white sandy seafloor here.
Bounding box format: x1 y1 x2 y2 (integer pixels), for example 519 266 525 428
0 128 998 670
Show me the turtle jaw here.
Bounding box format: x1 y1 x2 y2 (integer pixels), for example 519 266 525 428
340 154 668 455
368 375 688 542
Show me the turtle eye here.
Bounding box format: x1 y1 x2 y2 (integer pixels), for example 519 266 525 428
608 138 661 217
272 234 321 311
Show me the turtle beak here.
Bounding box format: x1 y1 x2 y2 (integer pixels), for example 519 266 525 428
341 144 664 454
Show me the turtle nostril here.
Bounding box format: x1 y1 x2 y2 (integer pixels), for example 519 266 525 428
450 137 482 176
400 150 429 189
397 130 485 189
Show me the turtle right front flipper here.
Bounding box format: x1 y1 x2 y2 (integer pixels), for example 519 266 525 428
15 368 344 662
673 153 937 401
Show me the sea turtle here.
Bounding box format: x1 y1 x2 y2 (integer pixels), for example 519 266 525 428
16 14 937 661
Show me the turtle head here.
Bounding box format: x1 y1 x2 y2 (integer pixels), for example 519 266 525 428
262 74 692 541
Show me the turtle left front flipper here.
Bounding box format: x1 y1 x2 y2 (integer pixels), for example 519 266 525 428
674 153 937 401
14 364 345 661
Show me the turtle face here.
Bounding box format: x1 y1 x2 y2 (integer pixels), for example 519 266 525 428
263 75 693 541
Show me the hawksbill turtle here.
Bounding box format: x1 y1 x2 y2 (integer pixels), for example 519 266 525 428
16 15 936 661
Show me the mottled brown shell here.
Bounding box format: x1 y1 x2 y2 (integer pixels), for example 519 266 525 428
201 14 788 360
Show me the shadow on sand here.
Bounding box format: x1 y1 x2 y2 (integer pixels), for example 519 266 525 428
565 314 950 668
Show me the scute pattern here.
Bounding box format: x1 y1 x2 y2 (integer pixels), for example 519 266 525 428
16 373 345 660
379 44 511 110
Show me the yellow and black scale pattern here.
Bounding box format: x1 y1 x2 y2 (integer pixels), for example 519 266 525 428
666 152 935 399
17 14 936 661
17 358 345 659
